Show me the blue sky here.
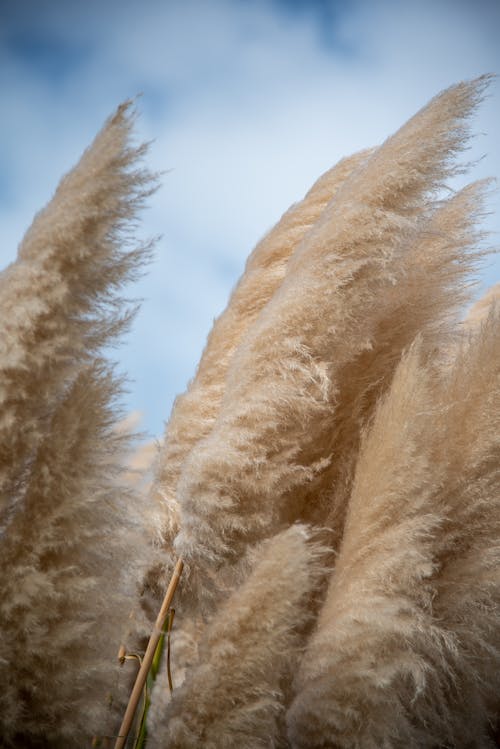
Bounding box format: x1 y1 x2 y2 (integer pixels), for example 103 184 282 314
0 0 499 437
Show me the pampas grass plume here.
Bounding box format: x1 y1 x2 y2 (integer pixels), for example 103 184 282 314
152 147 372 544
150 525 326 749
0 103 156 746
173 77 490 588
288 307 500 748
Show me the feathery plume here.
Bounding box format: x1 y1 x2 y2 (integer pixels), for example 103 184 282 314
0 101 153 528
287 343 446 748
429 310 500 741
0 103 156 746
0 364 151 746
153 148 372 544
173 77 490 591
288 309 500 747
320 177 490 534
149 525 326 749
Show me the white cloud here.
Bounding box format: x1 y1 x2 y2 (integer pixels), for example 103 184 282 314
0 0 499 435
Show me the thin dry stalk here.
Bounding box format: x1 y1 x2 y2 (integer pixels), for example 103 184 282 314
114 558 184 749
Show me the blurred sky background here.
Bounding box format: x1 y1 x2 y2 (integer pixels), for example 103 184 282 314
0 0 499 438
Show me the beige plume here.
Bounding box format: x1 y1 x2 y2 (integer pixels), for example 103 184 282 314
152 147 373 546
0 103 156 746
173 77 491 595
289 308 500 747
150 525 327 749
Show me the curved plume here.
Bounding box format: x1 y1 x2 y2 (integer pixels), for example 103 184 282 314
150 525 326 749
288 308 500 748
174 77 491 593
152 147 372 544
0 103 156 746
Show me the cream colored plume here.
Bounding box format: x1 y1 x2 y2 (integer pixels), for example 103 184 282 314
0 104 156 746
152 147 372 544
0 102 153 528
287 343 447 748
288 308 500 747
149 525 327 749
173 77 490 591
